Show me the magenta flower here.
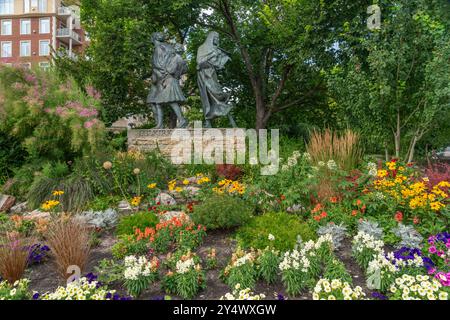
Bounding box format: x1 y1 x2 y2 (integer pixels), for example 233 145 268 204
429 246 437 254
435 272 450 286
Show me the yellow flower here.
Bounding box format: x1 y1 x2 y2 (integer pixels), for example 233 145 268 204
175 187 183 193
437 181 450 188
52 190 64 196
182 179 190 185
430 201 444 211
377 170 388 178
130 196 142 207
147 183 157 189
41 200 60 211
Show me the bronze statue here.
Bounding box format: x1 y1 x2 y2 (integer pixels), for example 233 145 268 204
197 31 237 128
147 32 188 129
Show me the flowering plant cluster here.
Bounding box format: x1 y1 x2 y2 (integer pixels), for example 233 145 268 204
134 213 206 253
222 247 258 290
279 235 334 296
123 255 159 297
425 232 449 272
312 279 366 300
352 231 384 271
0 279 31 300
27 243 51 265
37 277 118 300
212 179 246 196
389 274 449 300
205 248 218 270
220 284 266 300
163 251 206 299
366 160 448 228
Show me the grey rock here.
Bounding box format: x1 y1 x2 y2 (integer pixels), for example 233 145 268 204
156 192 177 206
10 201 28 214
76 209 119 229
0 194 16 212
118 200 132 213
159 211 188 222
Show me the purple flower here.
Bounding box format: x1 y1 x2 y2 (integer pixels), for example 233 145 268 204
371 292 388 300
32 292 40 300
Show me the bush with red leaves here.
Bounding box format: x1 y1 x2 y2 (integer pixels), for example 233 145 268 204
425 162 450 189
215 164 243 181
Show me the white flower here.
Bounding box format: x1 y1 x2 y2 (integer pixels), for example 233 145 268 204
327 159 338 170
268 234 275 241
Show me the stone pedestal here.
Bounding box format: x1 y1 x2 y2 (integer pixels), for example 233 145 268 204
127 128 247 164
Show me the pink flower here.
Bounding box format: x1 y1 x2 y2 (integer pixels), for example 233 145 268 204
435 272 450 287
429 246 437 254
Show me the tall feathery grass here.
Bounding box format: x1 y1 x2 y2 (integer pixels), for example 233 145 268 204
0 231 33 284
45 216 91 280
307 129 363 171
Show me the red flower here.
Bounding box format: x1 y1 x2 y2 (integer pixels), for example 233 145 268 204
413 217 420 225
321 211 328 218
280 195 286 201
360 205 366 213
329 197 338 203
394 211 403 222
351 210 358 217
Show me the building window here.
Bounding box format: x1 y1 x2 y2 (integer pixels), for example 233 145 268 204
1 19 11 35
39 40 50 56
0 0 14 15
39 18 50 34
20 41 31 57
20 19 31 34
23 0 30 13
28 0 46 13
1 41 12 57
39 61 50 70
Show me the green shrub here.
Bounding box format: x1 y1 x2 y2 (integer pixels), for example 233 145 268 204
116 211 159 236
85 195 123 211
236 212 316 251
27 174 95 212
191 194 254 230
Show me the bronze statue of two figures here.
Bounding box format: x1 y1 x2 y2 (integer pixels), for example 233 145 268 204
147 31 237 129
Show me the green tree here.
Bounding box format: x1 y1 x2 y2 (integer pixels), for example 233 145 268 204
328 0 450 161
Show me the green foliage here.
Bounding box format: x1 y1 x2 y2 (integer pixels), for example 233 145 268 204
327 0 450 160
85 195 122 211
94 259 125 285
236 212 316 251
111 235 148 260
191 194 254 230
0 66 106 163
116 212 159 236
257 249 280 285
323 259 353 285
0 130 25 184
27 174 95 212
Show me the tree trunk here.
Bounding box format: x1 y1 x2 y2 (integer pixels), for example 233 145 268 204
394 109 401 158
407 135 418 163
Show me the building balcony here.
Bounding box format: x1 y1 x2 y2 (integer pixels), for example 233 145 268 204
56 50 78 61
57 7 73 17
56 28 82 45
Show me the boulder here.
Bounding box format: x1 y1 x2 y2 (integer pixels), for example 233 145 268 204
76 209 119 229
23 210 50 221
0 194 16 212
159 211 189 222
10 201 28 214
156 192 177 206
118 200 132 214
184 186 200 197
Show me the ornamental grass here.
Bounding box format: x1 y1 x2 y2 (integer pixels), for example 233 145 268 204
0 231 34 284
45 216 91 280
307 129 363 171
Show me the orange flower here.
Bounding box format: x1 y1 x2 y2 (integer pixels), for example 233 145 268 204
321 211 328 218
329 197 338 203
351 210 358 217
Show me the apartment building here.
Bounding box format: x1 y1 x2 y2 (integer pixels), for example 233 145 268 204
0 0 86 69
